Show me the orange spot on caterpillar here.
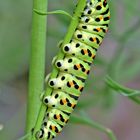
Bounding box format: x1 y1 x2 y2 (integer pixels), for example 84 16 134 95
76 64 81 69
56 114 60 120
71 104 75 108
78 86 83 91
93 38 97 42
99 16 103 20
62 99 67 104
96 28 101 32
92 54 95 58
51 125 56 131
83 49 88 54
69 81 74 87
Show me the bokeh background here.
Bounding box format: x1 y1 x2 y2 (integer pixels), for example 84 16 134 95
0 0 140 140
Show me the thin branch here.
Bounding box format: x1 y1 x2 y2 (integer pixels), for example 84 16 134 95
26 0 48 139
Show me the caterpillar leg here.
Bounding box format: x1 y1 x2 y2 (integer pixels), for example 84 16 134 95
52 56 57 65
57 40 63 48
40 91 45 101
45 73 51 84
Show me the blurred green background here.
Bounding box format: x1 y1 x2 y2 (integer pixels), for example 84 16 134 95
0 0 140 140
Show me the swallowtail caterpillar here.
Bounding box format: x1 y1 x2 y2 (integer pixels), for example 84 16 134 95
36 0 110 139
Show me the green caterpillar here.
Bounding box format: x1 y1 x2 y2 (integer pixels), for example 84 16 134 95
36 0 110 139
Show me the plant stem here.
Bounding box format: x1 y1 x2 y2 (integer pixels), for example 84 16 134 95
26 0 48 139
32 0 86 139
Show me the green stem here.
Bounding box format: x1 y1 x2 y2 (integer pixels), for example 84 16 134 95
26 0 48 139
32 0 86 139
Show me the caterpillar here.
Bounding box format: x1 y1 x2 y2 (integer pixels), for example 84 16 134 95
36 0 110 139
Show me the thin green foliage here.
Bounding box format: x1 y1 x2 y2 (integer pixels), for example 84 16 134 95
105 76 140 104
34 9 72 18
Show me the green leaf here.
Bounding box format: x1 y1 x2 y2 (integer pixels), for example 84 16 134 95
105 76 140 104
34 9 72 19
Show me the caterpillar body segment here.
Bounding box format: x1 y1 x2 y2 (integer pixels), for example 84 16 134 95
62 40 97 63
36 0 110 139
85 0 109 16
48 72 85 96
36 119 62 140
43 119 62 136
78 24 107 37
43 90 78 113
74 29 103 48
80 10 110 26
55 56 90 79
45 108 70 126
